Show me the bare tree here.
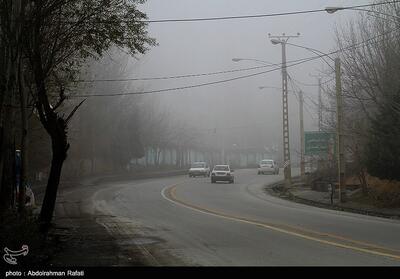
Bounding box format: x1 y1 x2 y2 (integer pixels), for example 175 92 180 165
14 0 156 229
332 0 400 185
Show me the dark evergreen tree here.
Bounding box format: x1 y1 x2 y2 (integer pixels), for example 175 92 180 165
366 95 400 180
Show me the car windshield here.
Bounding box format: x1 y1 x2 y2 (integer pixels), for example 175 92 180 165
261 160 273 165
192 163 205 168
214 166 229 171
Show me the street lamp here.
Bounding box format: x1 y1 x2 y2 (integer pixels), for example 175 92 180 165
325 7 344 14
325 6 400 22
270 38 281 45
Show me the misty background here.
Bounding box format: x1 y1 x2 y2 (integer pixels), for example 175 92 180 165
64 0 368 174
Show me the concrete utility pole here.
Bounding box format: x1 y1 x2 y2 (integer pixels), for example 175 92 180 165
269 33 300 185
317 78 322 131
309 74 324 172
278 39 346 201
335 58 346 203
299 90 305 178
309 74 323 131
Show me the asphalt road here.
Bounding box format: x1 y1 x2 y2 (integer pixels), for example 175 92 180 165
62 168 400 266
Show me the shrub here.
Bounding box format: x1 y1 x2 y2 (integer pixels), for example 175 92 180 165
367 175 400 207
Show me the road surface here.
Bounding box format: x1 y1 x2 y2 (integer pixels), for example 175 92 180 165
60 169 400 266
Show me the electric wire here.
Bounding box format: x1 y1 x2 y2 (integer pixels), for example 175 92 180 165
67 19 400 98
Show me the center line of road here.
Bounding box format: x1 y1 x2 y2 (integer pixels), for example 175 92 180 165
161 183 400 261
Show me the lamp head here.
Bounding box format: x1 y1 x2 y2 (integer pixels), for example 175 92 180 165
325 7 343 14
270 39 281 45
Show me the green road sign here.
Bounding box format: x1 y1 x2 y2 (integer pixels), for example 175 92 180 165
304 131 336 156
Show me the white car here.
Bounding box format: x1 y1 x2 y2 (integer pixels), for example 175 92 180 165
188 162 210 177
211 165 234 183
257 159 279 175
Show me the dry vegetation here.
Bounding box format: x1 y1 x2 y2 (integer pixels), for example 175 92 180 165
366 175 400 207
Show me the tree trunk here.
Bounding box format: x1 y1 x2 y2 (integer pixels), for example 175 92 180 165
0 42 7 125
39 139 66 230
359 168 368 196
32 23 69 230
0 44 16 214
177 148 182 168
0 45 12 215
0 106 16 214
18 57 27 214
145 147 148 167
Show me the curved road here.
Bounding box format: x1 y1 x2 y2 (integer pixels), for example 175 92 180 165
65 169 400 266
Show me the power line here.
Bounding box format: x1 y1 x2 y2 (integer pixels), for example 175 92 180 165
286 74 335 87
143 2 399 23
15 1 399 25
289 77 319 109
74 12 400 85
288 74 318 108
289 74 324 119
68 25 400 98
74 24 399 86
75 56 316 83
76 64 279 83
289 74 335 120
145 8 324 23
287 75 318 121
69 56 321 98
76 65 268 82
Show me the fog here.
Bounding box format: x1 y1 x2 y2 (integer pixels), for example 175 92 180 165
68 0 368 173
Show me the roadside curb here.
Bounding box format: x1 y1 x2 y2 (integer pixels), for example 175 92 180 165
266 179 400 220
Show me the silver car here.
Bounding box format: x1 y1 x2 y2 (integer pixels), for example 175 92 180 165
257 159 279 175
189 162 210 177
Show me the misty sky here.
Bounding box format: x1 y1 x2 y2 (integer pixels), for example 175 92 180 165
108 0 370 161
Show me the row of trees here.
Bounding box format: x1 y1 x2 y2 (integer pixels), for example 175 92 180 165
0 0 155 229
63 50 208 175
67 82 207 176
